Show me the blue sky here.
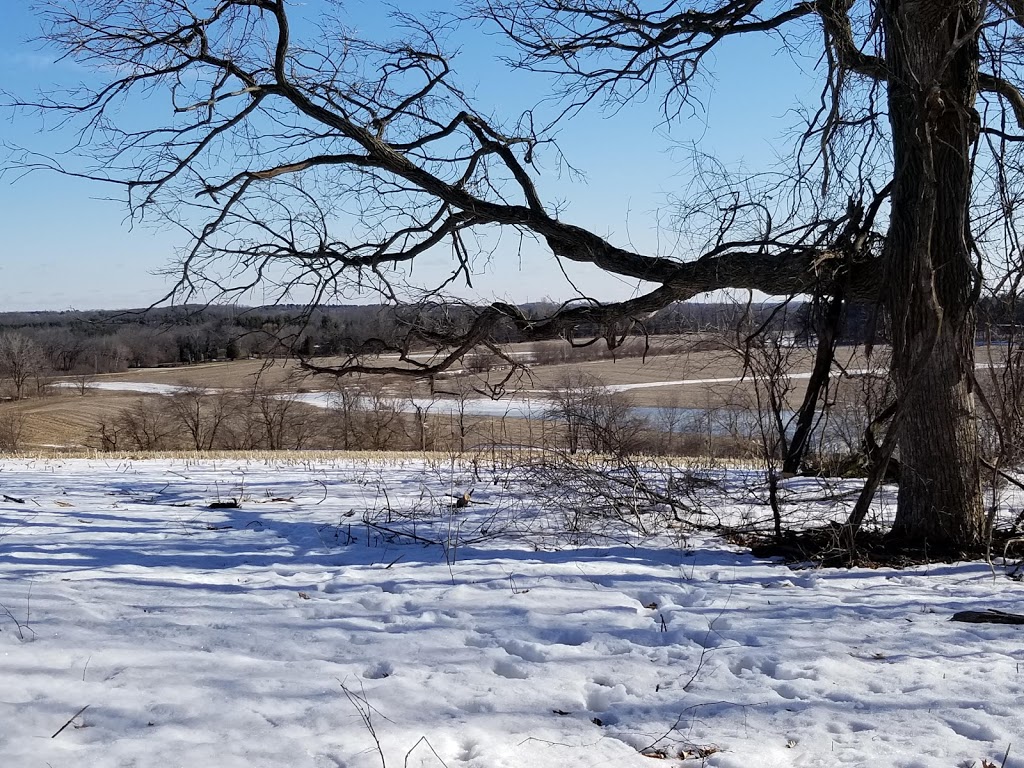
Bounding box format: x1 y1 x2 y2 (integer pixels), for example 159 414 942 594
1 2 819 312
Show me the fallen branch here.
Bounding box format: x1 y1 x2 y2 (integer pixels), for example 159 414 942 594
951 609 1024 625
364 520 438 546
3 494 26 504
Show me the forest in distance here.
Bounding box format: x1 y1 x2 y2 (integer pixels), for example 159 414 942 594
0 294 1016 474
2 294 1022 378
0 300 833 374
0 298 883 458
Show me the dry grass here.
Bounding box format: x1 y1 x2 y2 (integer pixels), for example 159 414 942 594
0 447 764 473
88 358 307 389
0 448 483 462
6 342 883 452
1 391 155 449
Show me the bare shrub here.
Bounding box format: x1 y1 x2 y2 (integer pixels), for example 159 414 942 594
249 387 313 450
516 451 720 545
165 385 235 450
95 397 179 451
0 411 27 451
545 370 645 455
0 333 47 401
356 382 404 451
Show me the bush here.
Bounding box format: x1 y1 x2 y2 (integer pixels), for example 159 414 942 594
0 411 26 452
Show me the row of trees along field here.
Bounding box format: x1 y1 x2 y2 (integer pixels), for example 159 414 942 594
11 0 1024 552
80 377 695 456
0 301 816 399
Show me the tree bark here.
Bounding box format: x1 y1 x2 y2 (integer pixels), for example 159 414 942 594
884 0 984 547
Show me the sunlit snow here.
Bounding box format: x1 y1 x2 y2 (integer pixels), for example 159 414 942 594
1 457 1021 768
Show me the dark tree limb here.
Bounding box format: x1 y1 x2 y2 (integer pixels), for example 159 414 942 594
951 609 1024 624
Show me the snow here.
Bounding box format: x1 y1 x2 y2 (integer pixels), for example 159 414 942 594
293 391 548 420
603 370 876 393
1 457 1022 768
52 381 192 395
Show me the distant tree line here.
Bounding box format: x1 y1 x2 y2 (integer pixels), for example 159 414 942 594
0 301 822 401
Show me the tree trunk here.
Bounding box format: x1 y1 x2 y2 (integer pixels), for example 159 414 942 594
783 292 843 476
883 0 984 547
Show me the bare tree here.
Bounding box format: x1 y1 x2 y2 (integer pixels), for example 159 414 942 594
357 383 404 451
101 398 179 451
435 375 482 453
546 371 644 454
0 333 47 401
326 384 366 451
166 385 234 451
14 0 1024 547
38 328 85 373
0 410 27 452
249 387 312 450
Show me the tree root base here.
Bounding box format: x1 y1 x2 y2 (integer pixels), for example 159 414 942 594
732 524 1020 568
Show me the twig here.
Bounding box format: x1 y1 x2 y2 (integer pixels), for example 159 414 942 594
1 599 34 642
641 700 763 755
980 457 1024 494
405 736 450 768
51 705 90 739
340 682 386 768
363 520 438 546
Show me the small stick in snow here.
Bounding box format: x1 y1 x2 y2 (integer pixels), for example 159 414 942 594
3 494 26 504
51 705 90 739
448 490 474 508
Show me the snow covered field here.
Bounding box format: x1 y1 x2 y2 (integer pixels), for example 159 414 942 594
1 457 1022 768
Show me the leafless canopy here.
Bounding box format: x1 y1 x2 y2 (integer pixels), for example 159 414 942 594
5 1 1024 371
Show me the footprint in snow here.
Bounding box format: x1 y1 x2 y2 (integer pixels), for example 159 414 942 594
584 680 627 712
542 627 590 646
313 754 346 768
362 661 393 680
464 632 494 649
944 713 1002 742
492 659 529 679
459 739 483 761
500 639 549 662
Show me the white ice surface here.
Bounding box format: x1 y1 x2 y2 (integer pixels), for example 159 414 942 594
1 458 1022 768
52 381 191 395
292 391 548 419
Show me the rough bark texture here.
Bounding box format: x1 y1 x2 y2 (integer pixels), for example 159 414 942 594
884 0 984 546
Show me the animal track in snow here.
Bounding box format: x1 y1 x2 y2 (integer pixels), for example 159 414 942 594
943 712 1002 742
459 738 483 762
492 659 529 679
584 680 627 712
362 661 393 679
499 639 549 662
